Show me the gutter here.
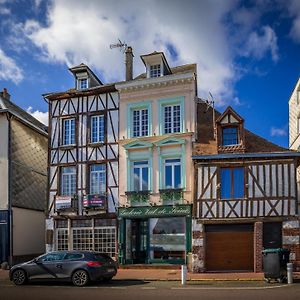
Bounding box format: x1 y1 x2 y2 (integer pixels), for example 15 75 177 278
192 152 300 160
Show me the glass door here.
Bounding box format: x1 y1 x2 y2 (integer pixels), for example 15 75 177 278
131 219 148 264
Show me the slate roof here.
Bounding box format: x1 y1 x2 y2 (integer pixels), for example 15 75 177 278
0 93 48 135
193 101 292 157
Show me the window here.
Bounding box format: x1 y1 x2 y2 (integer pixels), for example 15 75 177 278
133 161 149 191
72 228 93 251
164 105 181 134
150 64 161 78
91 115 105 143
65 253 84 260
62 118 75 145
61 167 76 196
41 252 65 262
90 164 106 195
222 127 239 146
56 229 68 251
132 108 148 137
164 158 181 189
94 227 116 257
78 78 88 89
220 167 244 199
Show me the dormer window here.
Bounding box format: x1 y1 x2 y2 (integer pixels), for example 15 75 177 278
222 127 239 146
216 106 245 153
150 64 161 78
78 78 88 90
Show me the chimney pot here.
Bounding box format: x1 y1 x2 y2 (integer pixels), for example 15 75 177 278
125 46 134 81
1 88 10 100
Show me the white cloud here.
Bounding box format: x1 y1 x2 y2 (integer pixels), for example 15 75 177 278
0 7 10 14
285 0 300 43
27 106 48 125
270 126 287 137
242 26 279 62
23 0 238 104
0 48 23 84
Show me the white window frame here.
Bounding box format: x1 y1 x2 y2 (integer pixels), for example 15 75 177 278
90 164 106 195
62 118 76 145
91 115 105 143
163 158 181 189
150 64 161 78
163 104 181 134
61 166 76 196
132 160 149 191
132 108 149 137
78 78 88 90
56 229 69 251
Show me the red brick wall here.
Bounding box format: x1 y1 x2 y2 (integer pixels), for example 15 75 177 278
254 222 263 272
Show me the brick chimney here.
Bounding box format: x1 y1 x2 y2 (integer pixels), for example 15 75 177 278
0 88 10 100
125 46 134 81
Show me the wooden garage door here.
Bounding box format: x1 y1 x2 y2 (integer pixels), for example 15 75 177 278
206 224 254 271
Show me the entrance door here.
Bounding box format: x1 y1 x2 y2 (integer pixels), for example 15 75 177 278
131 219 148 264
205 224 254 271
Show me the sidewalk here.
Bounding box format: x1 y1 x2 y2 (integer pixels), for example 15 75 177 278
2 268 300 282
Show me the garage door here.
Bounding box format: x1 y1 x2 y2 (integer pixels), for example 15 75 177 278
206 224 254 271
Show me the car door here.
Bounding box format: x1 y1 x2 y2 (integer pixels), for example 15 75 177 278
60 253 85 278
28 252 66 280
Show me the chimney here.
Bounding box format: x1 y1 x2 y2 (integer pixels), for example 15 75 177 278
125 46 134 81
0 88 10 101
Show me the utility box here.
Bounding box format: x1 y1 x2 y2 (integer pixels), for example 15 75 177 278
262 248 290 283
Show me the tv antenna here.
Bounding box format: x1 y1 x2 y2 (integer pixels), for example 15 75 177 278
109 39 127 53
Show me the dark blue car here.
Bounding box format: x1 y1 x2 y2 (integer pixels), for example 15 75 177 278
9 251 118 287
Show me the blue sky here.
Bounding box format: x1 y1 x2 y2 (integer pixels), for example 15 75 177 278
0 0 300 148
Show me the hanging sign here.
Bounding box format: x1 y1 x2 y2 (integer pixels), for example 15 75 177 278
83 194 106 209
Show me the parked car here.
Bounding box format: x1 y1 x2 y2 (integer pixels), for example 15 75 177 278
9 251 118 287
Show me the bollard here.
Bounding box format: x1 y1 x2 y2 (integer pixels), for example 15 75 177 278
287 263 293 284
181 265 187 285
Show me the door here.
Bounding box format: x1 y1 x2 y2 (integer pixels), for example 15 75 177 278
131 219 148 264
205 224 254 271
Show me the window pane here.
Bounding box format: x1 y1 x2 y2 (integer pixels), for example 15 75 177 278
174 165 181 188
165 158 180 164
222 127 238 146
142 167 148 190
233 168 244 198
61 167 76 196
221 168 231 199
164 106 172 134
133 167 140 191
90 164 106 194
165 165 172 188
173 105 181 133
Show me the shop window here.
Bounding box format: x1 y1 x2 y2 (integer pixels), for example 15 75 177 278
149 217 185 261
94 227 116 257
220 167 244 199
56 229 68 251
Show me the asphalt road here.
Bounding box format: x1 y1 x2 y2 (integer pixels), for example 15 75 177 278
1 280 300 300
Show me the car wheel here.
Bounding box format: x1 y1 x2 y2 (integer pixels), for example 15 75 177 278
12 269 27 285
72 270 89 287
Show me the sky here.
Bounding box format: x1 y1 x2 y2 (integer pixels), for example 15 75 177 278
0 0 300 148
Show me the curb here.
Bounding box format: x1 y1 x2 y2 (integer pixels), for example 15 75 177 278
115 278 264 282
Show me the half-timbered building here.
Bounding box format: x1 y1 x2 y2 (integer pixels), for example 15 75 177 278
192 102 300 272
116 50 197 265
44 64 119 258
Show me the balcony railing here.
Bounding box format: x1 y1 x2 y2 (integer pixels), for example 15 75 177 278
159 188 184 205
125 191 151 207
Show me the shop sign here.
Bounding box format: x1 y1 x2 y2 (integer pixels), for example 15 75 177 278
118 205 191 218
83 194 106 209
55 196 72 210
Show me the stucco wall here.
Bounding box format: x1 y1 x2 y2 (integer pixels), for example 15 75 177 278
118 78 196 205
0 114 9 210
12 207 45 256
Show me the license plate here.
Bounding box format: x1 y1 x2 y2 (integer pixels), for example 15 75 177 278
107 268 115 273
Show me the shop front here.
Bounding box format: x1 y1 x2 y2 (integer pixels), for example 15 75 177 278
118 205 192 265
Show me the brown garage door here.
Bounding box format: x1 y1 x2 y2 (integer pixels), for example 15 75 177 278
206 224 254 271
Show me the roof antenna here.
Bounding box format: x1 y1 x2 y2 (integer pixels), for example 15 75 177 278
109 39 127 53
205 92 216 140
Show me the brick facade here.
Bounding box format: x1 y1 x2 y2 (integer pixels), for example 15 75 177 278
254 222 263 272
192 219 205 272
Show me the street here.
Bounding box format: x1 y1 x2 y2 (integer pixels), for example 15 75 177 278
1 279 300 300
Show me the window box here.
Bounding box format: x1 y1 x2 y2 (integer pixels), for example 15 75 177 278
125 191 151 207
159 188 183 205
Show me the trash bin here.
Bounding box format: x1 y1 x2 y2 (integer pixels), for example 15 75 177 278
262 248 290 283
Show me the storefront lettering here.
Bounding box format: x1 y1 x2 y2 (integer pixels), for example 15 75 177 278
118 205 191 218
